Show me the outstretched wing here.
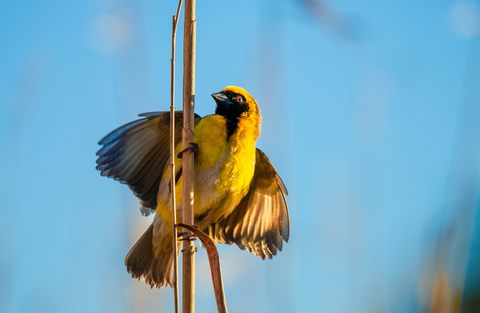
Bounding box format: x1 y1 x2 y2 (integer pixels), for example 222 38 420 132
206 149 290 259
96 111 202 215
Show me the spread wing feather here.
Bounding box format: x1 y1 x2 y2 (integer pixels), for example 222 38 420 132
96 111 202 214
207 149 290 260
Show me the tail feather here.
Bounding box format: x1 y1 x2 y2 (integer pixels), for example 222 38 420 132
125 224 154 277
124 223 178 288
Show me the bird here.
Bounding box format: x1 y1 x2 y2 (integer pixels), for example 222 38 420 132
96 86 290 288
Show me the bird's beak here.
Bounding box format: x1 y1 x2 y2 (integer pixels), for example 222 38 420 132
211 92 231 107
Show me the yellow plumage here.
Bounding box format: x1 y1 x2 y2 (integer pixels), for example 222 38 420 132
96 86 289 288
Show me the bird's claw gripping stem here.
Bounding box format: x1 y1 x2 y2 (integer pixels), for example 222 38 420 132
177 142 198 159
176 225 199 241
177 231 188 238
178 235 197 242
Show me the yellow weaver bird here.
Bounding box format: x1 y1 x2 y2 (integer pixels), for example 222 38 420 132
96 86 290 288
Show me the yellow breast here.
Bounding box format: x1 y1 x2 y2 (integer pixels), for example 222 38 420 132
156 114 258 224
217 118 257 196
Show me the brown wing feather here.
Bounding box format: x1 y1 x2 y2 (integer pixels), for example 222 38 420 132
207 148 290 259
96 111 202 215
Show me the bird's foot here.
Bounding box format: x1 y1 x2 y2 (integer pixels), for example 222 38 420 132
177 142 198 159
177 231 188 238
178 234 197 242
176 225 198 241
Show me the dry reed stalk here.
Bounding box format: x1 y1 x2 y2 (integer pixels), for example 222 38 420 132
169 1 183 312
182 0 196 312
178 223 228 313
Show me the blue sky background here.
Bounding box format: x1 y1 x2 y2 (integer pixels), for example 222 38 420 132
1 0 480 312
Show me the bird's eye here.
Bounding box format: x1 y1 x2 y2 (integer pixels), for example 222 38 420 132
236 96 244 103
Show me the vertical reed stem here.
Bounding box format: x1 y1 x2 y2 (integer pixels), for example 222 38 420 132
182 0 196 312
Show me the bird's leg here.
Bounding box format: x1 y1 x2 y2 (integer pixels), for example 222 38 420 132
177 142 198 159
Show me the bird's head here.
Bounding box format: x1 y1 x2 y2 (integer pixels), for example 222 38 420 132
212 86 262 136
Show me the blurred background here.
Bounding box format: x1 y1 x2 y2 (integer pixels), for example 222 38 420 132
1 0 480 312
